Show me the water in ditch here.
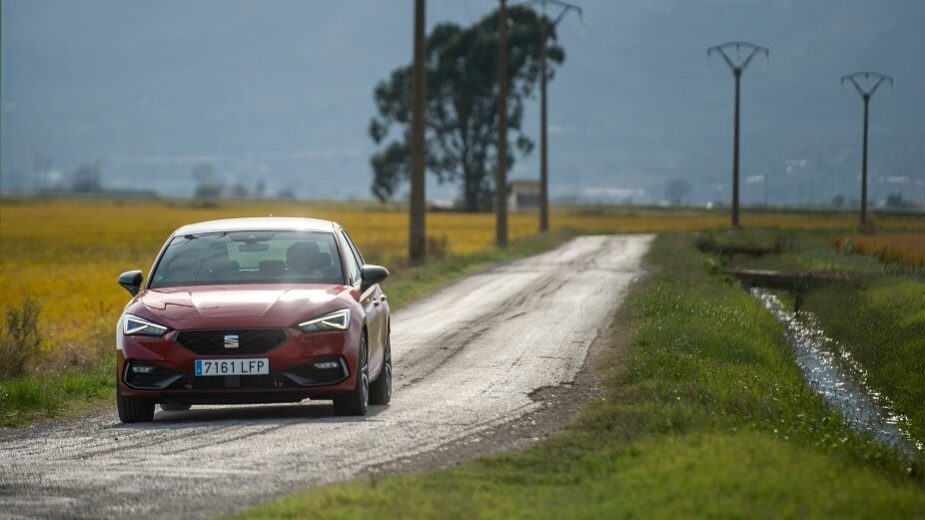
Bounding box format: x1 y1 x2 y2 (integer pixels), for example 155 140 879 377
752 288 922 457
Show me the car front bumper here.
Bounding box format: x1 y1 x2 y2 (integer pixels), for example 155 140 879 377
117 326 360 404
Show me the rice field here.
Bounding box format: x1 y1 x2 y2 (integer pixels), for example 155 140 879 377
842 233 925 269
1 197 923 364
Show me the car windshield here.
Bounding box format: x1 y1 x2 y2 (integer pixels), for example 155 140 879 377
149 230 345 288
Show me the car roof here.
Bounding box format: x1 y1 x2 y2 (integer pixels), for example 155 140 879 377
172 217 339 236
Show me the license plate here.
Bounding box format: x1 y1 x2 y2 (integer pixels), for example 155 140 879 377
195 358 269 377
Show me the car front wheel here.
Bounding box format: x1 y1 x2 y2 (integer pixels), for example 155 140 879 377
333 334 369 416
369 334 391 405
116 384 155 423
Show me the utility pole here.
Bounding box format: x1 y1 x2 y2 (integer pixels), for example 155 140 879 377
523 0 582 232
496 0 509 248
841 71 892 227
409 0 427 263
708 41 768 229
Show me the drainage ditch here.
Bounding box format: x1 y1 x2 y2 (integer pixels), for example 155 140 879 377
752 288 922 458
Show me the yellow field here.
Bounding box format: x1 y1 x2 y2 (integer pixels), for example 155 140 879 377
845 233 925 269
1 198 923 360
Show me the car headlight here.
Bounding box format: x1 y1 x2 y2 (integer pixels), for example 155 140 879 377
123 314 169 337
298 309 351 333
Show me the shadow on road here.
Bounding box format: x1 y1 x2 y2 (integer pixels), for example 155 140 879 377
111 401 390 429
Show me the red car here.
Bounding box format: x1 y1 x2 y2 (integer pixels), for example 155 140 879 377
114 217 392 423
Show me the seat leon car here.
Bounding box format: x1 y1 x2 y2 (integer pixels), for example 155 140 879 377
114 217 392 423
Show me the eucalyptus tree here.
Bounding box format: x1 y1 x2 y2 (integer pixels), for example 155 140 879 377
369 6 565 212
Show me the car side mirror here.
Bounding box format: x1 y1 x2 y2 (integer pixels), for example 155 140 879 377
118 270 144 296
360 265 390 292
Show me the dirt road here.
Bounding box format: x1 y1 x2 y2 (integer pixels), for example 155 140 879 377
0 235 652 519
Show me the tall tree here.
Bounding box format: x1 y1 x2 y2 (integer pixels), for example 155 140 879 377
665 178 693 206
369 7 565 212
192 163 224 199
70 162 102 193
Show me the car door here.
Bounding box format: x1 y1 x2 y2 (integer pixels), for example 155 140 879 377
341 231 385 377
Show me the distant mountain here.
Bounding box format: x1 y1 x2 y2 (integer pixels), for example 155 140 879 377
2 0 923 205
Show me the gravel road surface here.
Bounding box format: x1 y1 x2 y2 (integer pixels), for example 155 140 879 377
0 235 652 519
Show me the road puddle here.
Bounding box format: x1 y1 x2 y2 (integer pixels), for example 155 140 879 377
752 288 922 457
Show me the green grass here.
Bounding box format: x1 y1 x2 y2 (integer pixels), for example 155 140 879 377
803 264 925 441
242 433 920 519
237 234 925 519
0 230 576 428
0 358 114 426
802 271 925 444
715 229 925 445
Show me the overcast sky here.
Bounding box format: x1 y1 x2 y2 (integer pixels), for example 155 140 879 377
2 0 923 205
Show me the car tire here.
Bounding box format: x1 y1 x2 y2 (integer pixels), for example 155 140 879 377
369 334 391 406
333 334 369 416
160 403 192 412
117 385 155 423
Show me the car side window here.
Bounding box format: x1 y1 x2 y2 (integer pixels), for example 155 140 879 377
343 231 366 266
340 231 362 284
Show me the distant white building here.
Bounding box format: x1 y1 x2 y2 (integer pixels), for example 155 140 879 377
507 179 540 211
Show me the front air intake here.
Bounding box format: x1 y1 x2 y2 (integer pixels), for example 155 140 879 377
125 363 182 390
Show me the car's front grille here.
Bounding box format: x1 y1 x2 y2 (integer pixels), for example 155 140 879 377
175 329 287 355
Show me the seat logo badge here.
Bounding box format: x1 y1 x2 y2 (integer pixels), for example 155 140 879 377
224 334 240 349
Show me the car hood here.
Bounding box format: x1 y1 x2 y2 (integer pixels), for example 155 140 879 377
133 284 353 329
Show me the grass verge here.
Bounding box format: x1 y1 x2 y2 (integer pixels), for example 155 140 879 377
714 229 925 446
0 361 114 427
0 230 577 428
238 233 925 519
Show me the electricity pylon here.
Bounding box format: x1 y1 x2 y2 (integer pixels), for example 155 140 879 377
841 71 893 227
708 41 769 228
